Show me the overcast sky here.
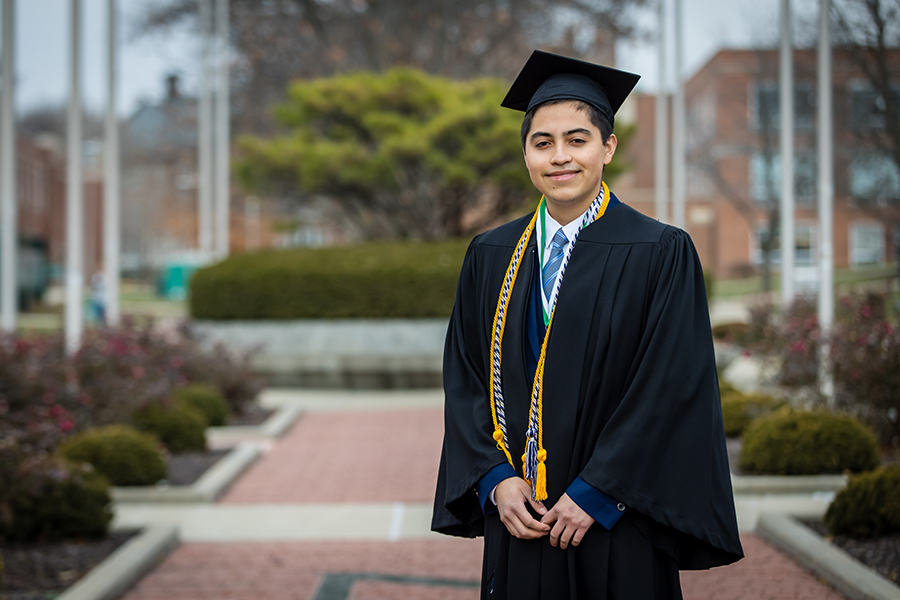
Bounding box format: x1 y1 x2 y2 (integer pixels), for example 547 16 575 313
15 0 821 117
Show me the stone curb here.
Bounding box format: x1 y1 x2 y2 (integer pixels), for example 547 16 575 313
757 512 900 600
111 441 260 503
55 524 179 600
731 474 847 494
207 404 304 448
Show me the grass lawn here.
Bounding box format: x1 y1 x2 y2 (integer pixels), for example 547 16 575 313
713 263 897 299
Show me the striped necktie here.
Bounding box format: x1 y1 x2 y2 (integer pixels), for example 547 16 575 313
542 228 569 302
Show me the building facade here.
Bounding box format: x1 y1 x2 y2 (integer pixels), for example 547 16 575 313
615 48 899 280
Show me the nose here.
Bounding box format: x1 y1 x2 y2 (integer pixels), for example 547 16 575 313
551 145 570 165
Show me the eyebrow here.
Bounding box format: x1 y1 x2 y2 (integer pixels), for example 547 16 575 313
529 128 594 142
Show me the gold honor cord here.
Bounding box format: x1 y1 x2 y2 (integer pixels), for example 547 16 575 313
489 182 611 501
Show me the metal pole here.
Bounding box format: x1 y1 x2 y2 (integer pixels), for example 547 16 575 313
671 0 686 230
104 0 120 326
198 0 213 258
66 0 83 353
780 0 796 305
0 0 15 333
818 0 835 402
214 0 229 259
655 0 669 224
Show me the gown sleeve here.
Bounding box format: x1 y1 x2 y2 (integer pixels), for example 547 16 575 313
577 228 744 569
432 237 514 537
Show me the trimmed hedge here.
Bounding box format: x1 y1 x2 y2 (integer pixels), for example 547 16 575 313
1 457 113 542
824 465 900 538
739 410 880 475
720 391 785 437
175 383 230 427
60 425 167 487
132 403 208 454
189 240 470 319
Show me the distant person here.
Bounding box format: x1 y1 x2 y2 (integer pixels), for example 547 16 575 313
432 50 743 599
90 265 106 326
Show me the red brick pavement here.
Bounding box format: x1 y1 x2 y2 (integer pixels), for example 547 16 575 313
681 534 845 600
122 407 849 599
220 408 444 504
121 534 846 600
121 538 482 600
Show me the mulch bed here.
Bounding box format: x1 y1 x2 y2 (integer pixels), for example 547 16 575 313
0 531 136 600
801 520 900 587
226 403 274 427
166 448 230 486
1 447 230 598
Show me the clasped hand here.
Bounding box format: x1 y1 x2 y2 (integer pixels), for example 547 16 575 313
494 477 595 550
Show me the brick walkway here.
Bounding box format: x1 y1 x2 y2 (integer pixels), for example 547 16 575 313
121 534 844 600
221 409 443 504
121 403 849 599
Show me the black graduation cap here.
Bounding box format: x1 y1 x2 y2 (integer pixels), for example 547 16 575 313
501 50 641 128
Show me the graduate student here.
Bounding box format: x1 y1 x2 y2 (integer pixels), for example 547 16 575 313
432 50 743 599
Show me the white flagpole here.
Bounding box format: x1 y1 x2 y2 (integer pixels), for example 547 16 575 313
66 0 84 353
214 0 230 259
198 0 213 258
655 0 669 224
780 0 796 305
104 0 120 326
671 0 686 230
817 0 835 402
0 0 16 333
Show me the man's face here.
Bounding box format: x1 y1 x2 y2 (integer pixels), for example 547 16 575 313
523 101 617 222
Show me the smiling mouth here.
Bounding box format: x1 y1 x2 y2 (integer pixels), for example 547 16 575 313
547 171 579 181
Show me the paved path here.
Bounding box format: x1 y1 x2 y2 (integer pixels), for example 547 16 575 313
117 389 848 600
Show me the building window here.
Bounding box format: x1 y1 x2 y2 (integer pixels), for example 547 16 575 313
849 222 885 266
849 81 900 129
687 93 717 150
750 151 816 205
752 223 816 265
850 153 900 205
750 81 815 131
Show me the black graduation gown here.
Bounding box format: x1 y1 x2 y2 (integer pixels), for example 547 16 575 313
432 202 744 599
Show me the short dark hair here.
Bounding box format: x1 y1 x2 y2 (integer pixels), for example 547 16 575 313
520 99 613 150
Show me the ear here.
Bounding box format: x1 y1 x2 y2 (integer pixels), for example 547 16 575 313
602 134 618 166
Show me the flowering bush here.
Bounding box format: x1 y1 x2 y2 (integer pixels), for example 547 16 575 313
743 297 820 387
830 292 900 446
0 318 264 540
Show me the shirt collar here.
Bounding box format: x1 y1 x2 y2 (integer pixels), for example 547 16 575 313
542 205 591 253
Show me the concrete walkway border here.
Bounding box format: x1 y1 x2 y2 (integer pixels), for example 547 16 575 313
55 524 179 600
208 403 305 448
732 474 847 494
111 442 260 503
757 512 900 600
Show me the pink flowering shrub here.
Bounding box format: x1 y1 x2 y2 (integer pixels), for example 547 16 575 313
0 319 263 539
744 297 820 387
830 292 900 446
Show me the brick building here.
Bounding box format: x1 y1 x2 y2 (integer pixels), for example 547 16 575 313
614 48 899 280
13 135 103 306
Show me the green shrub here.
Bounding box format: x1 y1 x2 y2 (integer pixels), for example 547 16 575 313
1 456 112 542
824 465 900 538
703 270 715 303
720 391 785 437
711 321 751 343
60 425 167 486
739 410 880 475
189 240 469 319
174 383 230 427
132 402 207 454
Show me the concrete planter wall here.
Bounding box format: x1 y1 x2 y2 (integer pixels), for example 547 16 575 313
194 319 448 388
